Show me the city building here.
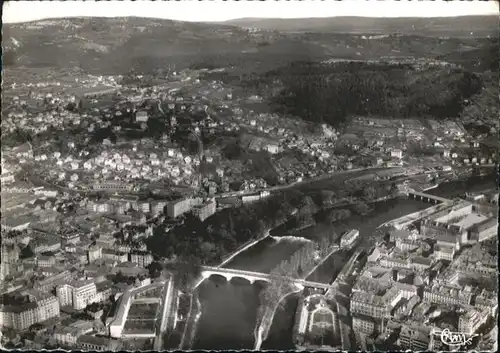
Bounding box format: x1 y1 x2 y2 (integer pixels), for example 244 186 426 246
34 270 73 292
266 143 279 154
471 217 498 242
241 194 261 203
13 142 34 159
31 235 61 255
93 182 133 191
390 149 403 159
76 335 121 351
87 246 103 263
56 279 98 310
458 309 489 335
0 294 60 331
135 111 149 123
398 323 431 351
86 199 113 213
150 200 167 216
474 289 498 317
423 284 472 306
138 201 151 214
54 321 94 347
130 251 153 268
340 229 359 248
433 244 455 261
36 255 56 267
1 243 20 280
102 249 128 263
191 198 216 221
166 197 202 218
109 281 166 338
96 235 115 249
352 314 384 336
394 282 419 300
1 172 15 185
350 292 389 319
420 201 496 246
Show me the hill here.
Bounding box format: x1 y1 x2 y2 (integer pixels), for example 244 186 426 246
2 16 497 76
437 37 499 72
224 16 499 37
2 17 254 74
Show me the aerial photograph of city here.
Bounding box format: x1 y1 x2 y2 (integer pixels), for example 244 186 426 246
1 0 498 351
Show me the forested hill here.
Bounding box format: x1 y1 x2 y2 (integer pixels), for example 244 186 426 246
437 37 499 72
260 61 483 127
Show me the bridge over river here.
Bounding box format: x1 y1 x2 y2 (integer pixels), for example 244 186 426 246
405 189 451 204
195 266 333 291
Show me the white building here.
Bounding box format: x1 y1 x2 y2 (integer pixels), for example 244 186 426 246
391 149 403 159
266 144 280 154
56 280 98 310
459 309 489 335
340 229 359 248
434 245 455 261
135 111 149 123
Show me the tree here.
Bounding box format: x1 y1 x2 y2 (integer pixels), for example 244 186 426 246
177 256 202 289
328 209 352 223
389 182 398 196
147 261 163 278
113 271 125 283
321 190 337 207
20 245 34 259
363 185 377 200
353 202 372 216
256 219 267 234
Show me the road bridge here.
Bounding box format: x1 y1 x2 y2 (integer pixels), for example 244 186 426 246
197 266 332 291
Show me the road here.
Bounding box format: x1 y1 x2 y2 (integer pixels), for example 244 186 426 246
215 166 398 200
154 276 175 350
20 163 393 200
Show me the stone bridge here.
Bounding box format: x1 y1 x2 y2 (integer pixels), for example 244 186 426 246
198 266 332 290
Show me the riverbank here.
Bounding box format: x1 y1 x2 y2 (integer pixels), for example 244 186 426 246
188 173 496 349
219 230 270 268
254 285 303 350
180 294 200 350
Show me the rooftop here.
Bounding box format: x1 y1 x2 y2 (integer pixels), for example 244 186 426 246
453 212 488 229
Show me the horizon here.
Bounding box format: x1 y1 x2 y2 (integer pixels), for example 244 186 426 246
3 0 498 24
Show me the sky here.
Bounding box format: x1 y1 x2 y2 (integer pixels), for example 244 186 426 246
3 0 499 24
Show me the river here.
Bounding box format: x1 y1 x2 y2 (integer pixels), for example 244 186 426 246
190 173 496 350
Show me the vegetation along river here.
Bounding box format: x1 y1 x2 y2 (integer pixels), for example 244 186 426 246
191 173 496 349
